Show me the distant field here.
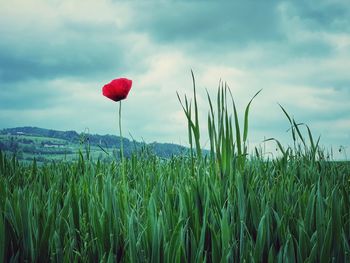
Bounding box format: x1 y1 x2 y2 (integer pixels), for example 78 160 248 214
0 133 118 163
0 128 188 164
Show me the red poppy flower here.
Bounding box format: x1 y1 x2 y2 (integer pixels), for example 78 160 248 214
102 78 132 102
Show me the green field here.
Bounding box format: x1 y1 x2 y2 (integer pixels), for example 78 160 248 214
1 79 349 262
0 128 188 165
0 133 115 164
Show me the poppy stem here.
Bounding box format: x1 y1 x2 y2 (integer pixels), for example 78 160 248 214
119 101 124 159
118 101 124 167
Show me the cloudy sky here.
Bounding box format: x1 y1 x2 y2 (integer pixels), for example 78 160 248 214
1 0 349 157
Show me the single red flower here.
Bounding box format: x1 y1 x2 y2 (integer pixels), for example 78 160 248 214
102 78 132 102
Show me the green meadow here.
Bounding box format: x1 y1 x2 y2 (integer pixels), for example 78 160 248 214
1 76 349 262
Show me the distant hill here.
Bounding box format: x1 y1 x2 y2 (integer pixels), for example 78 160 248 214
0 126 189 163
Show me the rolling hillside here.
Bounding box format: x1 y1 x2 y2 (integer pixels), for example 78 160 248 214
0 127 188 163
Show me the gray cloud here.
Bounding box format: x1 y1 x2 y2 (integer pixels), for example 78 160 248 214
0 81 57 110
128 1 283 46
0 30 126 83
283 0 350 32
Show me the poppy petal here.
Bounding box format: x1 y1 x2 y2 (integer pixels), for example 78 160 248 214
102 78 132 102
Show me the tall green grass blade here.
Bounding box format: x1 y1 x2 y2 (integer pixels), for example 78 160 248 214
283 234 296 262
128 210 137 263
191 70 200 148
320 218 332 263
0 212 4 263
220 208 230 260
254 213 267 261
243 89 262 143
278 103 296 142
293 120 306 147
228 88 242 158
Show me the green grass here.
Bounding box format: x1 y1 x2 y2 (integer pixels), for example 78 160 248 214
1 75 349 262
